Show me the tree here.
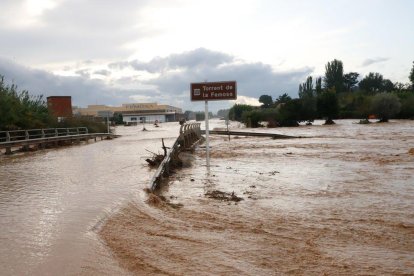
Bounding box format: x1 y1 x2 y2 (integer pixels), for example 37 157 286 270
359 72 384 93
324 59 344 93
394 82 410 92
275 93 292 105
278 99 302 126
228 104 254 122
370 93 401 122
410 61 414 90
0 76 53 130
398 93 414 119
315 77 322 95
298 76 316 124
259 94 273 108
317 89 339 124
299 76 313 98
343 72 359 92
382 79 394 92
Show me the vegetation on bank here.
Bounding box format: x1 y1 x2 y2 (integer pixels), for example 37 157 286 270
0 76 107 132
227 60 414 127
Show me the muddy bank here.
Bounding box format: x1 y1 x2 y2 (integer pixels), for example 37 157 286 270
100 120 414 275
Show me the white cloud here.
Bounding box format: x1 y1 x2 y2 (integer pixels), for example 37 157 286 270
231 96 261 106
361 57 389 67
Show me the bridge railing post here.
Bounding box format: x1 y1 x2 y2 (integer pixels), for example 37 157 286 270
6 131 10 142
41 129 45 138
25 130 29 140
179 125 184 146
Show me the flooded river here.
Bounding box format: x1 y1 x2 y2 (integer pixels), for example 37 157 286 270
1 120 413 275
0 123 181 275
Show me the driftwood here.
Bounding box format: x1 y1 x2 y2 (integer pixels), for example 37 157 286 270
145 138 176 168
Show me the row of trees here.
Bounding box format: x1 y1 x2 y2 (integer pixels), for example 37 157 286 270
0 75 107 132
228 60 414 127
0 76 54 130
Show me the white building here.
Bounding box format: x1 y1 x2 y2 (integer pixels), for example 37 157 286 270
74 103 183 124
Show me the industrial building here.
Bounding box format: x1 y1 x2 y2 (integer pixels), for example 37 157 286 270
73 103 183 124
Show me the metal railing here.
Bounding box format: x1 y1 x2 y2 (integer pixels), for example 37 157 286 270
150 122 202 191
0 127 89 143
179 122 201 149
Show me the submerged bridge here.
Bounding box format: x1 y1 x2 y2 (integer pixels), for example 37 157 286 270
0 127 117 155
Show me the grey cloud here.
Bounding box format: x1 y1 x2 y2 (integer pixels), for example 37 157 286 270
130 57 168 73
134 49 313 111
128 48 234 73
362 57 389 67
143 56 312 99
93 69 111 76
0 47 313 112
75 69 90 78
0 58 137 107
108 61 131 70
120 49 310 102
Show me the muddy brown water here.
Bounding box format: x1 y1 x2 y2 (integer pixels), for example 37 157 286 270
1 120 414 275
0 123 180 275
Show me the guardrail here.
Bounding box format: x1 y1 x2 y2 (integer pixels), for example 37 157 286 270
0 127 117 155
150 122 202 191
0 127 89 143
179 122 201 149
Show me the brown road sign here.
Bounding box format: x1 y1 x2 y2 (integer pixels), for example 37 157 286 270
191 81 237 101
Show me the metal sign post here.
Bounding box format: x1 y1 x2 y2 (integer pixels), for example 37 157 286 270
205 100 210 169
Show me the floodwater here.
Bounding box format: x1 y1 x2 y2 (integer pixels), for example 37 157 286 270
1 120 413 275
101 119 414 275
0 123 181 275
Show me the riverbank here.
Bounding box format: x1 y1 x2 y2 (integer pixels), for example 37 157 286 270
100 120 414 275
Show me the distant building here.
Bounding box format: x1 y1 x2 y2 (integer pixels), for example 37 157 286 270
73 102 183 124
47 96 73 119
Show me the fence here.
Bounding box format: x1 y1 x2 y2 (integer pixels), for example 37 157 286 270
150 122 202 191
0 127 116 155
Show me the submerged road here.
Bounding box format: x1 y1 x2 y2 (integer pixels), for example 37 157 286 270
0 123 181 275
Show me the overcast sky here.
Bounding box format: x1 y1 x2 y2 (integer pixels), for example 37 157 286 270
0 0 413 112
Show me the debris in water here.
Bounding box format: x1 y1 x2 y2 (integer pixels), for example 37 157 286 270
145 154 164 167
205 190 243 202
145 193 164 207
409 148 414 155
144 189 183 209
